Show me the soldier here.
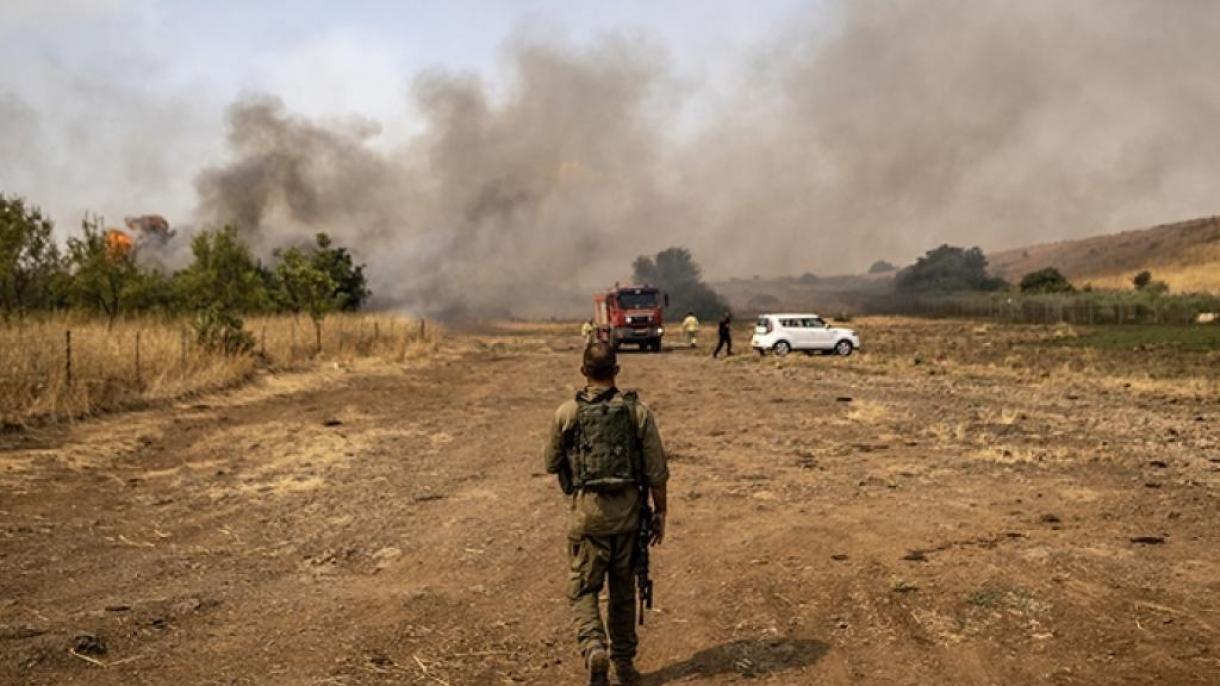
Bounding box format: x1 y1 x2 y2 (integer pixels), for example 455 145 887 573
581 319 596 344
543 341 668 686
712 311 733 358
681 311 699 348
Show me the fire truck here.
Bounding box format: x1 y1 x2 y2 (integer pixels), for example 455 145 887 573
594 284 668 352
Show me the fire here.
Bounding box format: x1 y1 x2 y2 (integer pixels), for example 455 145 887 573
105 229 134 258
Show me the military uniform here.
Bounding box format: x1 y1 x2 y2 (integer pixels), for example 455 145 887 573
542 385 668 671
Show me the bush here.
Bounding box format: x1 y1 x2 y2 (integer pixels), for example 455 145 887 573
1019 267 1074 294
1133 270 1152 289
868 260 896 274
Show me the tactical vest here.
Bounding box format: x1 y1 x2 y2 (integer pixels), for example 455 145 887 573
568 388 642 492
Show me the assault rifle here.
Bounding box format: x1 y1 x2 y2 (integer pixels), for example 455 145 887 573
635 487 654 625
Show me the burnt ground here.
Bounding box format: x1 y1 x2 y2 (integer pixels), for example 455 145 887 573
1 318 1218 685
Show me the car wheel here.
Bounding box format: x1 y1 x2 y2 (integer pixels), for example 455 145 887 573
834 340 853 356
773 340 791 356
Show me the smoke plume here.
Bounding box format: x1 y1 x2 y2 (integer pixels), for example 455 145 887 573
191 1 1220 315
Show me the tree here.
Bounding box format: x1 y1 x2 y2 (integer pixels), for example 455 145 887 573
65 215 141 327
894 245 1008 293
0 194 64 319
310 233 370 311
631 247 727 319
1132 270 1152 290
868 260 897 274
1019 267 1074 294
176 226 266 353
177 226 268 313
273 246 337 353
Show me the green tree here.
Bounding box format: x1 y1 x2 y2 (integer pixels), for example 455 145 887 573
0 194 64 319
273 246 337 353
894 245 1008 293
177 226 266 353
1019 267 1074 294
631 247 727 319
868 260 897 274
1132 270 1152 290
310 233 370 311
65 215 141 327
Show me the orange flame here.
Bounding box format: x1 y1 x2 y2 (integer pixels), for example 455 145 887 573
105 229 134 258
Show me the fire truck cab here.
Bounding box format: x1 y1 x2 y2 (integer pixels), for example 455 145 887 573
594 284 667 352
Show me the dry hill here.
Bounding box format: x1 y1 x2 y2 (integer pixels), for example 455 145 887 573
988 216 1220 293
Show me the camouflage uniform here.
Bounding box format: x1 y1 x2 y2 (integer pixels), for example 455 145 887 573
543 385 668 666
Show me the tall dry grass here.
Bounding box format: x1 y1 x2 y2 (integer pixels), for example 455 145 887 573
1 313 433 427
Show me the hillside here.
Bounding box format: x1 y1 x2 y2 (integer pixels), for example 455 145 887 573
988 216 1220 293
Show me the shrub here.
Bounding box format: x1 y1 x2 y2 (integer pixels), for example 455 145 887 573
1019 267 1074 294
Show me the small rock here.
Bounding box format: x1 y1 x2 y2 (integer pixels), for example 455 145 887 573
72 633 107 656
1130 536 1165 545
322 418 343 427
830 554 848 561
902 550 928 562
836 396 853 403
1144 482 1162 489
1148 460 1169 468
1039 514 1061 524
104 605 131 613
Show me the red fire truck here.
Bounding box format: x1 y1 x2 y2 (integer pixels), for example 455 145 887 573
594 284 668 352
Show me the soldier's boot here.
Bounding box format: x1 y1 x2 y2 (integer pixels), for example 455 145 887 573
586 645 610 686
612 659 642 686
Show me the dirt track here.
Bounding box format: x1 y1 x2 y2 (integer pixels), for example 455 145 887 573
2 319 1218 685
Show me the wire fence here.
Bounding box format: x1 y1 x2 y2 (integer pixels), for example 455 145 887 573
1 314 430 426
859 292 1220 326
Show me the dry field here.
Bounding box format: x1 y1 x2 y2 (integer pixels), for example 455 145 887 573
1 317 1217 685
0 314 434 428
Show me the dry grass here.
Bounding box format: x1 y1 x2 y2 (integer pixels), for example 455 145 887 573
1 313 434 427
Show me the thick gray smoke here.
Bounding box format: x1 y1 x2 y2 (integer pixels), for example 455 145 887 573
194 0 1220 315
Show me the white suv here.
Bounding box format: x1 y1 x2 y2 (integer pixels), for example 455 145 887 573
751 313 861 357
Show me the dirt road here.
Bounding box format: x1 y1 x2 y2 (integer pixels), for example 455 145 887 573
2 320 1218 685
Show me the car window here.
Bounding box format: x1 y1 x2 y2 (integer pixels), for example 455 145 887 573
809 317 826 328
779 318 800 328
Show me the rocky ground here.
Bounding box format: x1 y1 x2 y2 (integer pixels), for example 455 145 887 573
1 318 1217 685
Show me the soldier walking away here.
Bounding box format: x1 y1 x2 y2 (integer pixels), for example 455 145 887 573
681 311 699 348
543 342 669 686
582 318 595 344
712 312 733 358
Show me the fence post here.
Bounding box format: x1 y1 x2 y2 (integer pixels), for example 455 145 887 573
260 325 267 357
290 319 297 360
65 329 72 386
135 331 142 386
420 319 426 340
180 327 188 368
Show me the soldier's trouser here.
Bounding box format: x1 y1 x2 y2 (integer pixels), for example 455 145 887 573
567 532 637 661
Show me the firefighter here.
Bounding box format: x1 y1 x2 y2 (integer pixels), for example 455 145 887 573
681 311 699 348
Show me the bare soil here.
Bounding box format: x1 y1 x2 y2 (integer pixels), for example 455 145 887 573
2 318 1218 685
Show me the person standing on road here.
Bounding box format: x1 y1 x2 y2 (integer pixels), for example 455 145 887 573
712 312 733 358
543 342 668 686
681 311 699 348
581 319 595 344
